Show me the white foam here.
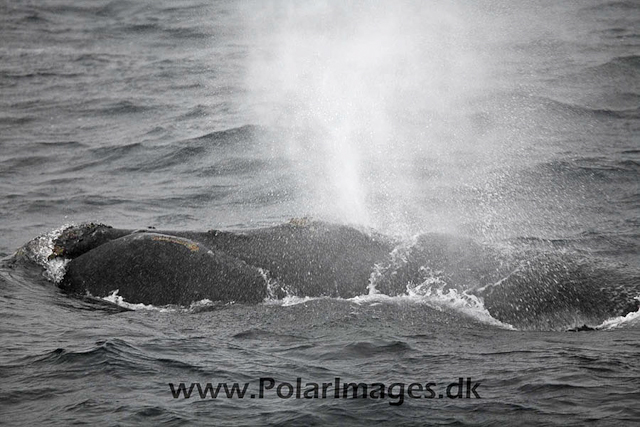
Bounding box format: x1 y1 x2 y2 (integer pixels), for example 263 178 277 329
101 290 173 311
99 290 241 312
95 281 511 330
388 266 514 329
264 295 322 306
596 297 640 330
189 298 217 310
93 285 639 332
351 282 515 329
21 225 71 283
349 293 396 305
43 257 70 283
261 258 515 328
366 236 419 295
258 267 288 300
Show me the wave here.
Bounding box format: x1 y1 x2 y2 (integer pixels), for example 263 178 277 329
581 1 640 13
88 100 156 116
0 115 35 125
46 125 266 175
3 337 213 379
89 141 143 159
134 125 266 172
534 158 640 182
129 23 211 40
593 55 640 72
188 124 263 145
0 155 56 177
535 96 640 120
137 145 208 171
0 71 83 80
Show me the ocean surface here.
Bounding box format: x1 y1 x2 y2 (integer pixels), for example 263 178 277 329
1 0 639 425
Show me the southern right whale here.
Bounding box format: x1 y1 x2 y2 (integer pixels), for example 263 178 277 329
15 220 640 330
55 220 393 304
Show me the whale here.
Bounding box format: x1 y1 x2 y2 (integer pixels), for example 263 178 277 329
62 232 269 305
55 221 394 305
16 220 640 330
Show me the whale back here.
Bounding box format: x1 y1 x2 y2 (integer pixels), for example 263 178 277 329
61 233 267 305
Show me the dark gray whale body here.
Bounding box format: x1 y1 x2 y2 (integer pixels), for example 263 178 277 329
58 221 392 305
38 221 639 330
63 233 268 305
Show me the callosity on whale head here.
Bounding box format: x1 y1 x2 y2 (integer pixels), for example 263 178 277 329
50 223 132 259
